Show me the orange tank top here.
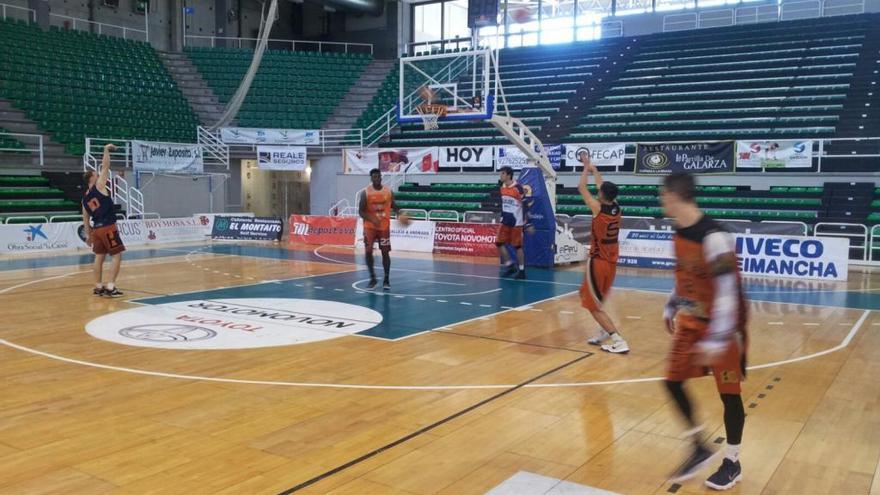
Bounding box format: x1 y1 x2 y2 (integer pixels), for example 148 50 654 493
590 203 622 262
364 185 392 231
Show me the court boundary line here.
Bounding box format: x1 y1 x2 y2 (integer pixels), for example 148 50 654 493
275 353 593 494
0 255 874 391
0 305 870 390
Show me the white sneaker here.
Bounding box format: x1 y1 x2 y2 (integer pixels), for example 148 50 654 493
587 328 611 345
601 339 630 354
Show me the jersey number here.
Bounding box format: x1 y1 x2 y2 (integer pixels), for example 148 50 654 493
606 221 620 240
87 198 100 212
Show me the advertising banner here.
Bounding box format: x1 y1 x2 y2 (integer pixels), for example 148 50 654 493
289 215 358 245
563 143 626 168
0 222 81 254
257 146 307 171
495 145 562 170
616 230 850 281
354 219 435 253
132 140 204 173
220 127 320 145
554 216 589 264
439 146 494 168
212 216 284 241
736 140 813 169
193 213 253 236
144 217 205 243
636 142 735 175
344 148 439 174
433 222 500 257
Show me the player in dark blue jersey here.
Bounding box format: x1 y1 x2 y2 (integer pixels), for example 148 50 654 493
82 143 125 297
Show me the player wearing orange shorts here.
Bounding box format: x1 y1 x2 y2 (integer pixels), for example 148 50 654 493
495 166 530 279
82 143 125 297
577 152 629 354
359 168 399 290
661 172 748 490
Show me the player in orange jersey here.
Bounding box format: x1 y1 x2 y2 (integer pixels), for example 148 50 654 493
577 152 629 354
660 172 748 490
495 166 530 279
359 168 401 290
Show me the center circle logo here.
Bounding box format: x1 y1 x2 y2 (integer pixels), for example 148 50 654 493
120 324 217 342
643 152 669 170
86 298 383 350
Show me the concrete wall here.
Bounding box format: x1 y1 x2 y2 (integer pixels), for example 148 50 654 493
138 172 228 217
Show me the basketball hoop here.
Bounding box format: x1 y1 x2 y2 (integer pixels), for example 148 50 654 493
416 103 447 131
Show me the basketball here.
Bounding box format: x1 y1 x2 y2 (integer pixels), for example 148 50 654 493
397 213 412 227
512 8 532 23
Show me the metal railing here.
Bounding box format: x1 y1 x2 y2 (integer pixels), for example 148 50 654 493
0 2 34 22
663 0 865 31
4 215 48 224
48 13 148 42
0 131 43 166
814 222 868 261
183 35 373 54
870 224 880 262
197 126 230 169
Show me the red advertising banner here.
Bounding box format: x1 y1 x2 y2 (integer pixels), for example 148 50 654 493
433 222 500 257
289 215 357 245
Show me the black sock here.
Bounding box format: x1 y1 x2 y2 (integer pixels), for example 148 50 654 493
721 393 745 445
382 253 390 281
665 380 701 446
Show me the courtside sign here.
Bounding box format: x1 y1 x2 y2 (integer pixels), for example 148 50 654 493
618 230 849 281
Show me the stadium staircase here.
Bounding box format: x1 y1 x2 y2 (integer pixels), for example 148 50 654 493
0 17 199 164
185 47 372 129
323 58 396 133
158 51 228 127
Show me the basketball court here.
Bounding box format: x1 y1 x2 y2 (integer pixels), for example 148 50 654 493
1 240 878 494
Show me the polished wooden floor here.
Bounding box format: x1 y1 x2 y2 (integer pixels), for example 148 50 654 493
1 242 878 495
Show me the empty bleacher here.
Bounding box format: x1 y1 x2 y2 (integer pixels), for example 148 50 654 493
0 174 81 223
395 181 829 225
566 15 874 142
186 47 371 129
0 18 199 156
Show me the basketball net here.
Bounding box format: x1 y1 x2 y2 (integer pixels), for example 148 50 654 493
416 103 447 131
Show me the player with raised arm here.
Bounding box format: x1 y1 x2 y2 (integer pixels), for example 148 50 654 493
359 168 408 291
660 172 748 490
577 152 629 354
82 143 125 297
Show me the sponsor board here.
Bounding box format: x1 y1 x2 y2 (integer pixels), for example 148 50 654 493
0 223 80 254
554 219 589 264
220 127 320 145
289 215 357 245
736 140 812 169
193 213 253 236
344 148 439 174
495 146 531 170
257 145 307 171
132 140 204 173
433 222 500 257
355 219 435 253
144 217 205 243
563 143 626 168
74 220 147 248
636 141 735 175
85 298 383 349
439 145 494 168
736 234 848 281
616 230 849 281
212 216 284 241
